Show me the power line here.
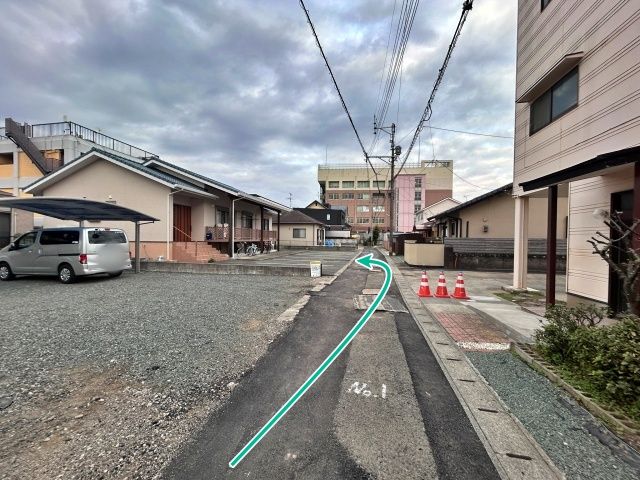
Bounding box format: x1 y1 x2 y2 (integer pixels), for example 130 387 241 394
299 0 368 160
426 125 513 139
370 0 420 156
395 0 474 178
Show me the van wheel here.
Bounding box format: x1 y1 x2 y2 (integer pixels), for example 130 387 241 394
108 271 123 278
0 262 14 281
58 264 76 284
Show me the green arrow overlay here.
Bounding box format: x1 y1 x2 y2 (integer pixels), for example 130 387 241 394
229 253 392 468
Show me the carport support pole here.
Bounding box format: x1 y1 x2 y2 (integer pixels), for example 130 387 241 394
135 221 141 274
546 185 558 306
277 211 281 251
260 205 264 252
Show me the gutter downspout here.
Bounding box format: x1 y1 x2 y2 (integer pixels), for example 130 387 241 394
230 197 239 258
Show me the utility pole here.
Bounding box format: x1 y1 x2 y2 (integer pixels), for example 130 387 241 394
389 123 396 237
287 193 293 208
370 121 400 252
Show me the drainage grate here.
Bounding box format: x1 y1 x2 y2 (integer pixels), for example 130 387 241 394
505 453 533 461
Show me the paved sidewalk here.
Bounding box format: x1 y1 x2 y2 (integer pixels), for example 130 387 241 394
392 258 548 343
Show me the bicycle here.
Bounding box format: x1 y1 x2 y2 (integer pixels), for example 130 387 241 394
246 243 258 256
236 242 246 256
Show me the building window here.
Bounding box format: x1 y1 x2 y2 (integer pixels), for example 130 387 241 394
357 217 370 224
372 218 385 224
341 193 354 199
347 217 354 223
262 218 270 230
241 212 253 228
216 208 229 225
342 181 354 188
373 180 385 189
414 191 422 201
541 0 551 10
414 177 422 188
357 180 369 188
327 193 338 200
530 67 578 134
356 193 370 200
328 181 339 188
372 192 385 200
372 206 384 212
414 204 422 213
293 228 306 238
356 205 370 213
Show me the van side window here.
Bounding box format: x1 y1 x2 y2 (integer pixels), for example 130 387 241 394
15 232 37 249
40 231 80 245
89 231 127 244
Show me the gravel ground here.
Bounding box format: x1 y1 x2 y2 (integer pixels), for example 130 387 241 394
466 351 640 480
0 272 315 479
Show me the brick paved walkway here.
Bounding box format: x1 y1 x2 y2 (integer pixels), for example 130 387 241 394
421 303 511 351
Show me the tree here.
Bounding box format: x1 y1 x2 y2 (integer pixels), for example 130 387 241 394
372 225 380 246
587 210 640 316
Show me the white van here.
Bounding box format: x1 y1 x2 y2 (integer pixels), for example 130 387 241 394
0 227 131 284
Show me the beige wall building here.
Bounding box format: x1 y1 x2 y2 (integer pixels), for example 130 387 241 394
317 160 453 234
24 149 288 262
432 184 568 239
278 210 325 248
512 0 640 311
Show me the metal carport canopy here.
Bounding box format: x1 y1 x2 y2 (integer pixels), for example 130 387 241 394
0 197 158 273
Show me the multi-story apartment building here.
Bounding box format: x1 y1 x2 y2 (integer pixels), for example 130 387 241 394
317 160 453 234
512 0 640 311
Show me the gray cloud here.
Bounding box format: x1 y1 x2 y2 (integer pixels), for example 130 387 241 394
0 0 516 204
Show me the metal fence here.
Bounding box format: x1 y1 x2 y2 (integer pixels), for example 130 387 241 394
27 121 159 160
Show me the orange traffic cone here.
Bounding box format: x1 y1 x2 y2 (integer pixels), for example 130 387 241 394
417 271 432 297
452 272 470 300
434 271 450 298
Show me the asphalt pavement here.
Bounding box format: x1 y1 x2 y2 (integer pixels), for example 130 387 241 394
163 250 501 479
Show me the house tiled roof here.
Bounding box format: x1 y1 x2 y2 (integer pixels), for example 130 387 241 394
279 210 324 225
91 148 196 189
430 184 512 220
144 157 239 193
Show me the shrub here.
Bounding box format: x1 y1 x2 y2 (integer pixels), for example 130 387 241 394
586 317 640 402
535 305 640 412
534 304 607 363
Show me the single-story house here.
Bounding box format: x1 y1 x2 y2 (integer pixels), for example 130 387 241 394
414 198 461 233
278 210 325 248
24 148 290 261
430 184 568 239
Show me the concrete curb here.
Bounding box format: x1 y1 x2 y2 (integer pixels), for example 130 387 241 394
140 261 311 276
377 248 564 480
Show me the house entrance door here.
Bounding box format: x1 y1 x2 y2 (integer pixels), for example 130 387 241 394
173 204 192 241
608 190 633 313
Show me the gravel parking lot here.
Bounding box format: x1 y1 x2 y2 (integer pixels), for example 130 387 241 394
0 272 315 479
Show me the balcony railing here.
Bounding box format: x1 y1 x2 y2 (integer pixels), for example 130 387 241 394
206 225 277 242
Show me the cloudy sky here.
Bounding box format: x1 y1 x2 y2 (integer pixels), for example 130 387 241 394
0 0 516 206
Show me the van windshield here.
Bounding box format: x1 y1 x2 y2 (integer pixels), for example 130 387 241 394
88 230 127 244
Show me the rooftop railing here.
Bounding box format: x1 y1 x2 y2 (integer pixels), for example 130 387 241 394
318 160 451 170
16 121 159 160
